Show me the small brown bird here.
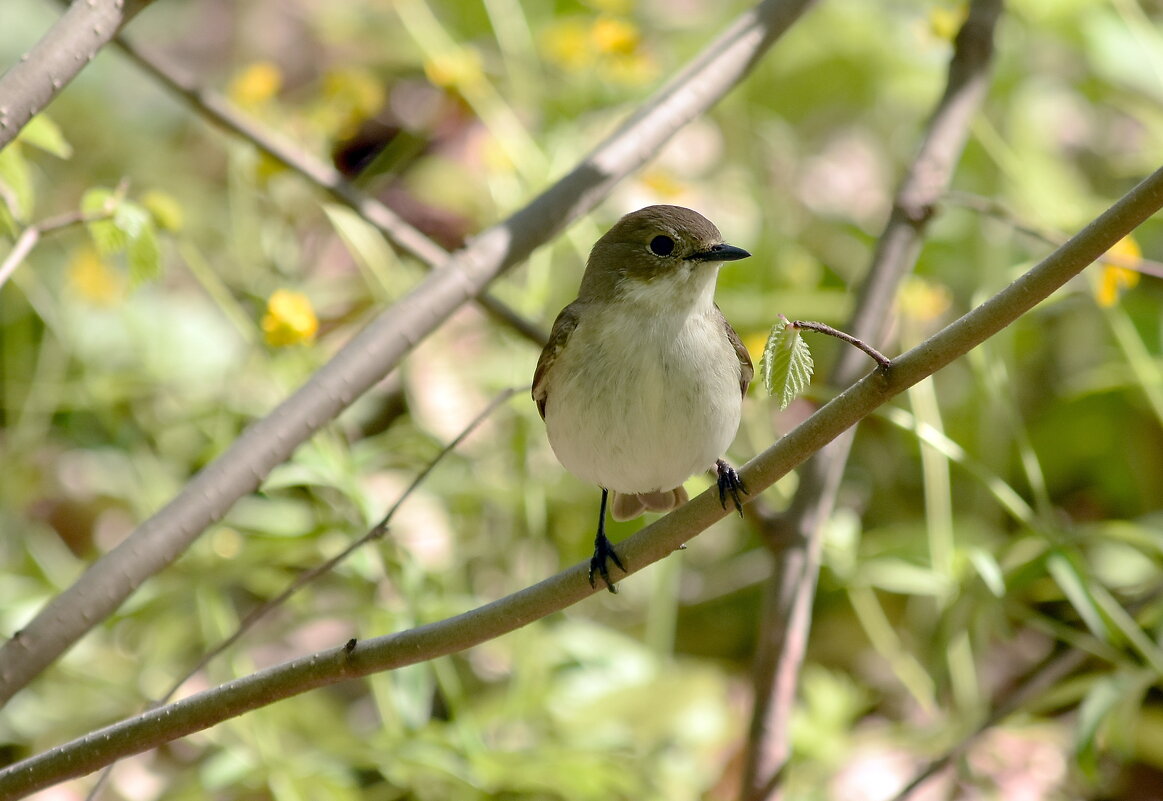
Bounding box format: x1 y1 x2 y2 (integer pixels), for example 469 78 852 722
533 205 752 591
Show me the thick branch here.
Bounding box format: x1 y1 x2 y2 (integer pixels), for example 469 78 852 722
3 162 1161 799
0 0 819 706
742 2 1005 797
0 0 153 151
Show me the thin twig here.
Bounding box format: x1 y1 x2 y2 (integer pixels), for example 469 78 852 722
83 386 522 801
789 319 892 369
4 162 1162 798
887 586 1163 800
945 190 1163 278
0 207 114 290
0 0 819 708
886 647 1088 801
740 2 1005 798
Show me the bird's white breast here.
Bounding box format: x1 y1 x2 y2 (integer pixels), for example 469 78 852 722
543 296 743 494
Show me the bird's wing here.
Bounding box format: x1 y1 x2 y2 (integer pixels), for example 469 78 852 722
719 307 753 398
532 302 582 420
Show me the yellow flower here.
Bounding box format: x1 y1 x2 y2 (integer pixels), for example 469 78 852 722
423 49 485 92
600 50 658 86
927 4 968 42
590 16 640 55
640 168 686 199
743 331 768 363
321 68 385 139
898 277 952 323
254 151 290 184
262 290 318 347
67 246 124 305
1095 235 1142 308
227 61 283 109
541 19 594 72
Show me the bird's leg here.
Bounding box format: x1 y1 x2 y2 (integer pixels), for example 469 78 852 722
589 487 626 593
715 459 748 516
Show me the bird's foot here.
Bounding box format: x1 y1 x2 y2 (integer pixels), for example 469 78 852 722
716 459 748 516
588 531 626 594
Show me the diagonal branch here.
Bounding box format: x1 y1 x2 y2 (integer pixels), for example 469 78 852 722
3 161 1161 799
80 385 523 801
0 0 820 707
741 1 1005 797
0 0 153 151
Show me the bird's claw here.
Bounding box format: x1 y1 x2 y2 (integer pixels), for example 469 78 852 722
588 532 626 594
716 459 748 516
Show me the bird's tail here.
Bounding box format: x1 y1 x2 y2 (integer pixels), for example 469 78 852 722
610 486 689 521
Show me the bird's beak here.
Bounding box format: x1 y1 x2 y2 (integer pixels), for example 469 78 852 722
690 243 751 263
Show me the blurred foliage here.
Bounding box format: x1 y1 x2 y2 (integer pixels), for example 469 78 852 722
2 0 1163 799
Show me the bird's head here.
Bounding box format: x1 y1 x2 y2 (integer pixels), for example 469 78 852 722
579 205 750 309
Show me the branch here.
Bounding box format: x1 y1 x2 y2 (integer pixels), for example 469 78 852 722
0 206 110 289
741 2 1005 797
4 162 1161 799
109 35 548 347
81 386 522 800
0 0 820 706
0 0 153 151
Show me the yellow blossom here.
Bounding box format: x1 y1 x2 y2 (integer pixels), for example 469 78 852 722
640 169 686 199
262 289 318 347
424 49 485 91
927 4 968 42
254 151 290 184
590 16 640 55
227 61 283 109
540 19 594 72
743 331 767 364
1095 235 1142 308
600 50 658 86
898 277 952 323
67 246 124 305
321 68 385 139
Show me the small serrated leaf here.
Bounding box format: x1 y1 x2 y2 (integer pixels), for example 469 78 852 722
82 188 126 256
113 201 150 239
760 322 814 410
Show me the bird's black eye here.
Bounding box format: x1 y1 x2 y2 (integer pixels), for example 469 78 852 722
649 235 676 257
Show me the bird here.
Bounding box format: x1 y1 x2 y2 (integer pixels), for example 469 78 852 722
532 205 753 592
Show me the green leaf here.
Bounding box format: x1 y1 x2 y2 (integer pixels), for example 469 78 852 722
114 202 163 284
1047 552 1110 642
1075 673 1125 778
113 200 151 240
760 321 814 410
19 114 73 159
82 188 126 255
967 546 1006 597
0 143 34 221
